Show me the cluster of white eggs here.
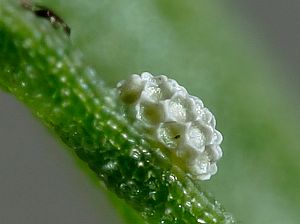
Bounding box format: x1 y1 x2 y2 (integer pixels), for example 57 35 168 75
116 72 223 180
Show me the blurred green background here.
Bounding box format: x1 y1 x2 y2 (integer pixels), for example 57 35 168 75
1 1 300 223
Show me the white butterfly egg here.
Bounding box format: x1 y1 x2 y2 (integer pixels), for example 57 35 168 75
116 72 223 180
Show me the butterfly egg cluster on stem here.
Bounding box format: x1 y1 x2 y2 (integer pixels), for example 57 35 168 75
116 72 223 180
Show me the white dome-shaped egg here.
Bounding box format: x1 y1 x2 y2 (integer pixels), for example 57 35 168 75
116 72 223 180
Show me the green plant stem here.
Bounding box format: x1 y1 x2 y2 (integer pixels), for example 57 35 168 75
0 2 234 223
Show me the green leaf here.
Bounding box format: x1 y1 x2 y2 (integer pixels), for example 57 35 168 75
2 0 300 223
0 1 234 224
58 1 300 223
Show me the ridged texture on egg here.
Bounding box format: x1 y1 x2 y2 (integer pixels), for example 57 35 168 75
117 72 223 180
